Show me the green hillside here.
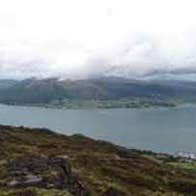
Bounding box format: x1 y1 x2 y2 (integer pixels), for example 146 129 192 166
0 125 195 195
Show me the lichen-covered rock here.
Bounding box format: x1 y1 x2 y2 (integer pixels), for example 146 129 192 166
4 155 90 196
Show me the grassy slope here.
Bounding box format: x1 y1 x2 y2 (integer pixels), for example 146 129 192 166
0 125 195 195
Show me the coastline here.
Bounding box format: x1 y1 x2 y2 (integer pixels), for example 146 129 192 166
0 98 180 109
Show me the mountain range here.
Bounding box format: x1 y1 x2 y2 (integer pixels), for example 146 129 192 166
0 77 196 105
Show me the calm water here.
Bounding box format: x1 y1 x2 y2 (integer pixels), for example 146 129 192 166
0 104 196 153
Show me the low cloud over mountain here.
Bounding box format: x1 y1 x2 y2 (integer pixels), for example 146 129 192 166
0 0 196 80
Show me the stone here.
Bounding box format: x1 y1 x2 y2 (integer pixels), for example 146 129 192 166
25 174 43 184
5 155 90 195
7 179 21 187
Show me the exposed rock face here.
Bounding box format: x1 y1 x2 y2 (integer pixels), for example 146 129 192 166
5 156 90 196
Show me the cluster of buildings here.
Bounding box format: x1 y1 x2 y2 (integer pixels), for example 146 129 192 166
175 151 196 160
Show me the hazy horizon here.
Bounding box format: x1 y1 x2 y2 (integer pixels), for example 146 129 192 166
1 0 196 79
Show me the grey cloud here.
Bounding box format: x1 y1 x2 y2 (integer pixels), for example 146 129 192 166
0 33 196 80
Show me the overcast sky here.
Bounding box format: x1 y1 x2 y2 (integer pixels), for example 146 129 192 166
0 0 196 79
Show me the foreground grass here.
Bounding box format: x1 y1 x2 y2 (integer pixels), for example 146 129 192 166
0 125 195 195
0 188 73 196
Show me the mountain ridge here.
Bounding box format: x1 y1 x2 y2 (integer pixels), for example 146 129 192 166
0 77 196 106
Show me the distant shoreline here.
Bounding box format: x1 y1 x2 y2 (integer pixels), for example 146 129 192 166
0 98 181 109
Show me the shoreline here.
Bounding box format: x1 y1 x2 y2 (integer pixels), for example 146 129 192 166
0 100 181 110
0 104 196 155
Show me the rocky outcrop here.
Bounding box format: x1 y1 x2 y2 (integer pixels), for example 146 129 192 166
4 155 90 196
